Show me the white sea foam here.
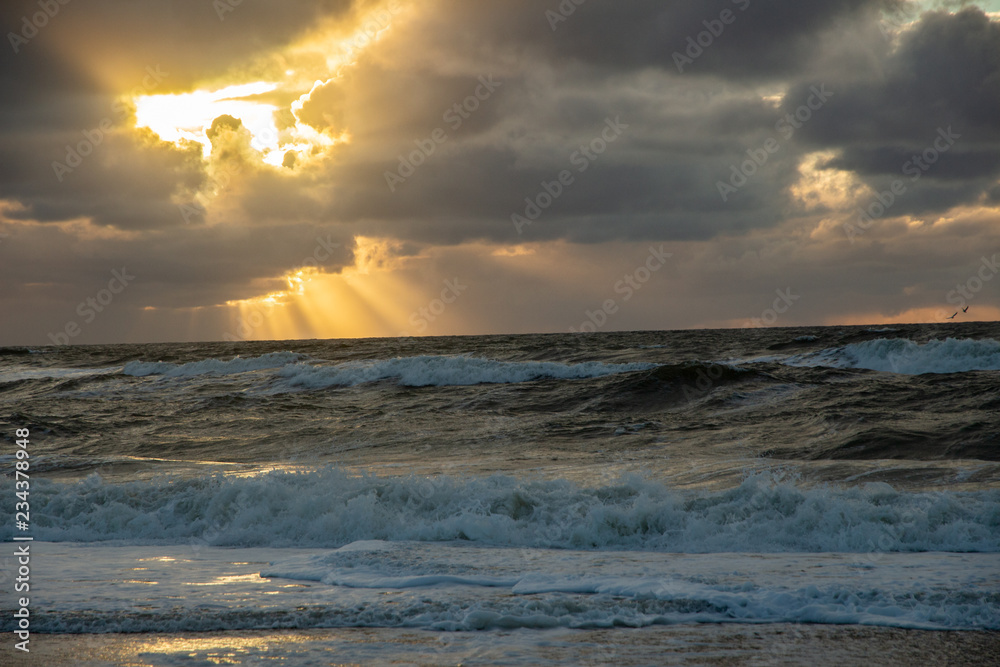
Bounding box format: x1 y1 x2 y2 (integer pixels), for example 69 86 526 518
784 337 1000 374
20 544 1000 634
261 543 1000 631
122 351 306 377
277 356 657 388
5 470 997 553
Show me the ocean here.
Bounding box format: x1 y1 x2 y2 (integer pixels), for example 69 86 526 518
1 324 999 665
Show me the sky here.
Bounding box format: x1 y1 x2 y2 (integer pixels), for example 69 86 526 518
2 0 999 345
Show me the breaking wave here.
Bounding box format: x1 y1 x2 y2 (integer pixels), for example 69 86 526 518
783 337 1000 374
7 469 998 553
123 352 655 388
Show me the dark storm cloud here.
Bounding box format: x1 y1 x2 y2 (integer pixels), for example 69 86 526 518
543 0 897 77
322 139 793 245
295 47 805 244
0 217 354 306
380 0 898 78
318 2 996 247
794 7 1000 145
1 129 205 230
791 8 1000 212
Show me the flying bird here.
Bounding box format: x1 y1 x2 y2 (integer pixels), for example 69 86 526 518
946 312 958 319
963 306 969 313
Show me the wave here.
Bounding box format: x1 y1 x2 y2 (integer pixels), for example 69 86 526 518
122 351 306 378
0 366 117 384
5 469 997 553
592 362 760 411
276 356 656 389
120 352 655 388
0 347 36 356
783 337 1000 374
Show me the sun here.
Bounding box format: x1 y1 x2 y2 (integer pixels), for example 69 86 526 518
134 82 282 158
130 1 407 168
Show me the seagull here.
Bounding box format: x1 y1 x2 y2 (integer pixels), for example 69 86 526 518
963 306 969 313
946 312 958 319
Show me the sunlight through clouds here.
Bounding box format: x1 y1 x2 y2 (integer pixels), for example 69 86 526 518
789 151 870 212
135 82 281 158
130 0 406 172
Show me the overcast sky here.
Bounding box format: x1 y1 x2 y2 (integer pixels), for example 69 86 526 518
2 0 999 345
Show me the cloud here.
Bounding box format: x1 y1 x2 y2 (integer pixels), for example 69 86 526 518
2 0 999 343
294 79 348 134
793 8 1000 212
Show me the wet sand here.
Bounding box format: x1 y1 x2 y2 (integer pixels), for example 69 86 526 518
3 624 998 666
